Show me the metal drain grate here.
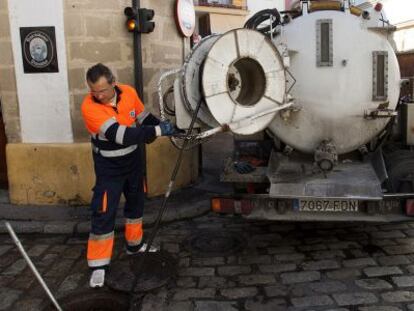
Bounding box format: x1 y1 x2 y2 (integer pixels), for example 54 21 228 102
106 251 177 293
185 231 245 257
43 290 130 311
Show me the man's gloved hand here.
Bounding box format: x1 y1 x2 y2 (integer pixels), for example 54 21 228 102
159 120 177 136
234 161 256 174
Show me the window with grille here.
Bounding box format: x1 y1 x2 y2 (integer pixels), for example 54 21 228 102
372 51 388 101
316 19 333 67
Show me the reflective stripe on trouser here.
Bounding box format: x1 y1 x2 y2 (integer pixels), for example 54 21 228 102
125 218 143 247
87 231 114 267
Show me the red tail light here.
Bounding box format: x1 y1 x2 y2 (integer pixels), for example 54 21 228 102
405 199 414 216
211 198 254 215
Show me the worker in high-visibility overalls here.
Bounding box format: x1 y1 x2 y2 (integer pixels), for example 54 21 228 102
81 63 175 288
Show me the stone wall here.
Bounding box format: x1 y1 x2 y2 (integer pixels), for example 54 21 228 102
0 0 21 143
0 0 189 143
65 0 185 142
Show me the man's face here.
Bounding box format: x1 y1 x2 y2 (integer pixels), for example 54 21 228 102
87 76 115 104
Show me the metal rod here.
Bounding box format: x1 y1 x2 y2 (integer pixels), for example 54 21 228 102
5 222 63 311
129 97 204 294
197 102 293 139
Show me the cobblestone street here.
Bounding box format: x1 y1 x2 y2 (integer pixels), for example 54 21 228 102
2 212 414 310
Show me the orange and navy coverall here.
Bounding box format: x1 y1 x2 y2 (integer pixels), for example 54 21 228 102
81 84 159 269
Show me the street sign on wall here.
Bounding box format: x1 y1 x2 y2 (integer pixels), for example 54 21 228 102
175 0 196 37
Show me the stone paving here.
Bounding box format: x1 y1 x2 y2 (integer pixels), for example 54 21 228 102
2 213 414 310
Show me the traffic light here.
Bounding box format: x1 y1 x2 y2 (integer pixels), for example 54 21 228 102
139 8 155 34
124 7 155 33
124 7 138 32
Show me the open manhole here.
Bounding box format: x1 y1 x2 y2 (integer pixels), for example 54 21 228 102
106 251 177 293
43 290 131 311
184 231 245 257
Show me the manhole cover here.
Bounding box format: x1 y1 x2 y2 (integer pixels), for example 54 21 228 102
43 290 130 311
106 251 177 293
362 243 383 254
185 231 244 257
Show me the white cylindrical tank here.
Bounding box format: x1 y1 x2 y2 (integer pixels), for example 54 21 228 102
268 10 401 154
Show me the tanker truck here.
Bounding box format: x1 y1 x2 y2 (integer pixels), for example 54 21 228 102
159 0 414 222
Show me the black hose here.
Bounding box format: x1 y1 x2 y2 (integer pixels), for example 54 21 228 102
244 8 281 36
163 85 175 117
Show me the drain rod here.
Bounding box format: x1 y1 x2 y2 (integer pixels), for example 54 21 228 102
5 222 63 311
129 96 211 294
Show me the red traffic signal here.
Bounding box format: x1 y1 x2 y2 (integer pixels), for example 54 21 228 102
124 7 155 33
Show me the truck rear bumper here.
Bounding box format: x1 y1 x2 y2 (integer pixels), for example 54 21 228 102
211 194 414 222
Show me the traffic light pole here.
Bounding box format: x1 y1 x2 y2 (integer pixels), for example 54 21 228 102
130 0 147 197
125 2 155 196
132 0 144 98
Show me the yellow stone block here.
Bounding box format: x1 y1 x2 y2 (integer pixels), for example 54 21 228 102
6 139 199 205
6 143 95 205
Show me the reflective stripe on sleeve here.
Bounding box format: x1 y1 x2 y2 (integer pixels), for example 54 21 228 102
99 118 117 136
91 134 109 142
115 125 127 145
137 111 150 124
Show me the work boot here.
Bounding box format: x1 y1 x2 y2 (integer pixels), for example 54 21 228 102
126 243 158 255
89 269 105 288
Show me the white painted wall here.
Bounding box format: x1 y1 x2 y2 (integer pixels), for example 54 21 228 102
8 0 73 143
246 0 285 18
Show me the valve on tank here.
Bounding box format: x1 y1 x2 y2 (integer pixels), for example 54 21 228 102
314 140 338 172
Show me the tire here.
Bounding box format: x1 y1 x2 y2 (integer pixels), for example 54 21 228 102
385 151 414 193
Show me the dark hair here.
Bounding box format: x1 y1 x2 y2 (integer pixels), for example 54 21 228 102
86 63 115 84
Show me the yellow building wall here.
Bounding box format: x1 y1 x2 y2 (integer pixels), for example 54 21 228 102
7 137 198 205
7 143 94 205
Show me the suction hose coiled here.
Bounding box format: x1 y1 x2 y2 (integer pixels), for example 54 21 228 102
244 8 281 36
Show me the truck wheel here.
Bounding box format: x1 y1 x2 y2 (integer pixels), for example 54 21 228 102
385 151 414 193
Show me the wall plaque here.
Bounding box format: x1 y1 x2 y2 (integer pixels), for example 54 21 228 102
20 26 59 73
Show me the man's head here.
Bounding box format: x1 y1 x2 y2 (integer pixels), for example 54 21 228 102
86 63 116 104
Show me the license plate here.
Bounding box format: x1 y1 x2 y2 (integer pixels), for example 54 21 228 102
298 199 359 212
